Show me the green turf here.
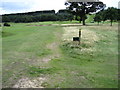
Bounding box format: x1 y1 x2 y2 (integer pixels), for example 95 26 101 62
2 21 118 88
2 23 62 87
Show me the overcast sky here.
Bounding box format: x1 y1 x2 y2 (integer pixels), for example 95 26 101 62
0 0 120 14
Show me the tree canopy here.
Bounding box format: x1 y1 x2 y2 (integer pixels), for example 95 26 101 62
94 12 102 25
93 7 119 26
65 0 106 25
105 7 118 26
2 9 73 23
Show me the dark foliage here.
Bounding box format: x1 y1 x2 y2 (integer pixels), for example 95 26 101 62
94 7 119 26
94 12 102 25
105 7 118 26
2 9 74 23
3 23 10 26
65 1 106 25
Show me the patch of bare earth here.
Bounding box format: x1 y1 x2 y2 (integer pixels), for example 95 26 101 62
41 29 61 63
38 42 60 63
13 77 45 88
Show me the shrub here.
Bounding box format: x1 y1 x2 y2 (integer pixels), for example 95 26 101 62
4 23 10 26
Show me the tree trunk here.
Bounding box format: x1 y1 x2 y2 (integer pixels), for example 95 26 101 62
82 19 85 25
79 29 81 45
110 20 113 26
98 22 99 25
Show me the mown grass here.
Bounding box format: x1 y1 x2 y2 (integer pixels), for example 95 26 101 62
2 21 118 88
2 23 62 87
28 66 58 76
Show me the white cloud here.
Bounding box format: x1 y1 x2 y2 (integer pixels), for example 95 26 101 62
119 1 120 9
1 0 119 14
1 0 66 14
28 0 66 12
100 0 119 8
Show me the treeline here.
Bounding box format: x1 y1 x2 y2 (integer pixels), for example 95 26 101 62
2 7 120 25
94 7 120 26
2 10 73 23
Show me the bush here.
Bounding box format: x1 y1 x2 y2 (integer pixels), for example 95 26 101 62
4 23 10 26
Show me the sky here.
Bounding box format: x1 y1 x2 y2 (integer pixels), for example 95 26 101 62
0 0 120 15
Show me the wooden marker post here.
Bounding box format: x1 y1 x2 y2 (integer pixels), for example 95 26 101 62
79 29 81 45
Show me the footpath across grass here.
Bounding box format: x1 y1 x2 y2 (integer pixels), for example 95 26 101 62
2 23 62 87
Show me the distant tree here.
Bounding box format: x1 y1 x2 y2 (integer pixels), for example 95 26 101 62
117 9 120 21
105 7 118 26
40 14 57 21
65 1 106 25
57 9 74 21
2 16 10 22
32 15 41 22
94 13 102 25
58 9 69 13
98 10 107 23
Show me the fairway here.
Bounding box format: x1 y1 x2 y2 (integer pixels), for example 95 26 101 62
2 22 118 88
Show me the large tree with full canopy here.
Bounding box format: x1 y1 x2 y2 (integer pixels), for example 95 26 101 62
65 0 106 25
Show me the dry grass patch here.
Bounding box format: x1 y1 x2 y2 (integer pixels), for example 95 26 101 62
62 26 99 52
62 27 79 41
81 29 99 44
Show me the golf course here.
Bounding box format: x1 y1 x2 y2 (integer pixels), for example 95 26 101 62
2 21 118 88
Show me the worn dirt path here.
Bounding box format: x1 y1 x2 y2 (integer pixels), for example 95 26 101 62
13 42 60 88
13 27 61 88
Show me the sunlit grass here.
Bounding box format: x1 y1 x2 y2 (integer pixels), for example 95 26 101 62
2 21 118 88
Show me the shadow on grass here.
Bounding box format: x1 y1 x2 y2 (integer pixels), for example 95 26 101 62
2 31 14 37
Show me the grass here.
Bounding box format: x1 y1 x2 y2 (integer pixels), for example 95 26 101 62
28 66 58 77
57 24 118 88
2 21 118 88
27 20 80 26
2 23 62 87
86 14 95 23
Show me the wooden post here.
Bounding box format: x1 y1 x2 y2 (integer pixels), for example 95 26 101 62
79 29 81 45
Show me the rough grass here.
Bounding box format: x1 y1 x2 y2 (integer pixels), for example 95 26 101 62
46 23 118 88
2 21 118 88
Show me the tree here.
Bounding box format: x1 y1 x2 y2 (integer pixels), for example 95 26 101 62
57 9 74 21
105 7 118 26
100 10 107 23
94 12 102 25
117 9 120 21
2 16 10 22
65 0 106 25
